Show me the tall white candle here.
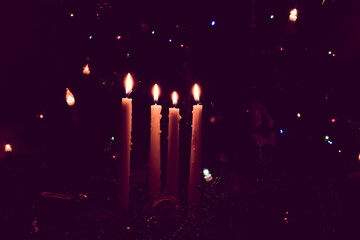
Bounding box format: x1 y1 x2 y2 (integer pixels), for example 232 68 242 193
119 73 133 209
166 91 181 198
149 84 162 200
188 84 203 203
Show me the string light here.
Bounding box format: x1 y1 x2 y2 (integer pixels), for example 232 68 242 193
289 8 298 22
5 144 12 152
83 64 90 75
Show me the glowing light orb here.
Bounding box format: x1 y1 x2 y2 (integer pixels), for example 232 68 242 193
328 51 332 55
89 35 93 39
270 15 274 19
151 30 155 35
325 135 329 140
331 118 336 123
289 8 298 22
117 35 121 40
169 38 172 42
5 144 12 152
83 64 90 75
211 20 216 26
297 113 301 118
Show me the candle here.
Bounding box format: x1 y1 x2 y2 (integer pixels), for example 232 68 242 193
65 88 79 124
119 73 133 209
166 91 181 198
149 84 162 200
188 84 203 203
83 64 90 75
289 8 298 22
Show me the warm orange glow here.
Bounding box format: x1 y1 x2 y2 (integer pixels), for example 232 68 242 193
39 114 44 119
193 84 200 103
5 144 12 152
172 91 178 106
83 64 90 75
358 153 360 161
66 88 75 106
125 73 133 95
153 84 160 103
289 8 298 22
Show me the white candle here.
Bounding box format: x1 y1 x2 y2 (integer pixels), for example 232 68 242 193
188 84 203 203
149 84 162 200
119 73 133 209
166 91 181 198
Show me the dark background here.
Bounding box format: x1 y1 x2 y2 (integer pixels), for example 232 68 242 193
2 0 360 238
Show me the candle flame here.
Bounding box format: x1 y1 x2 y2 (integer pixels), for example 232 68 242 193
125 73 133 95
5 144 12 152
153 84 160 102
172 91 178 106
83 64 90 75
193 84 200 103
66 88 75 106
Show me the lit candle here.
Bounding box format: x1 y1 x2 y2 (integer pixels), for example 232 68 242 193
289 8 298 22
119 73 133 209
188 84 203 203
83 64 90 75
149 84 162 200
166 91 181 198
65 88 79 124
